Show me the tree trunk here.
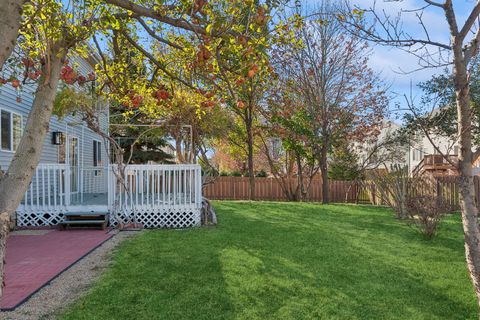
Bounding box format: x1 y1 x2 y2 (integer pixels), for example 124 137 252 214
320 139 329 204
454 53 480 307
296 152 306 201
175 135 185 163
246 120 255 200
0 0 27 69
0 43 65 298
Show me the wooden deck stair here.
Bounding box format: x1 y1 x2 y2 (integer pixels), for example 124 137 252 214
59 212 109 230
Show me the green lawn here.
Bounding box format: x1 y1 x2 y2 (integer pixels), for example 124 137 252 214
61 202 478 319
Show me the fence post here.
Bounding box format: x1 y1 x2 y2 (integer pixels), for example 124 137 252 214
233 176 236 200
372 184 376 205
270 178 273 200
436 178 442 201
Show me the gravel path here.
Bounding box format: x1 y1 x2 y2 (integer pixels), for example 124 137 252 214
0 230 140 320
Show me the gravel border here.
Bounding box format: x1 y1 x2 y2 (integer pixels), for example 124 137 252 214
0 230 141 320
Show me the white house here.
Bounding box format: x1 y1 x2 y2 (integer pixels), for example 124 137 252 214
354 120 409 171
362 115 479 176
0 53 202 229
408 130 461 175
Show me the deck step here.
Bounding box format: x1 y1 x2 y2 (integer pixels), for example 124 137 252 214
59 220 106 225
64 211 109 216
60 212 109 230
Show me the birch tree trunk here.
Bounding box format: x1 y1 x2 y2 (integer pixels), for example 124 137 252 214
0 42 65 298
454 53 480 306
0 0 27 69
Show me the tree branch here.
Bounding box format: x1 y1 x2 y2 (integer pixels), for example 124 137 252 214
136 17 185 51
120 29 195 89
104 0 207 35
458 1 480 41
423 0 445 8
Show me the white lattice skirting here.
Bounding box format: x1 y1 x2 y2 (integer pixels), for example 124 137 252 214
111 208 201 228
16 210 65 227
16 208 201 229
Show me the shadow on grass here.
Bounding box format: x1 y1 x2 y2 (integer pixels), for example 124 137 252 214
61 202 477 320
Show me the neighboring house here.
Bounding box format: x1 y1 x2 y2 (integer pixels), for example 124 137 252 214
361 115 480 176
408 130 461 176
354 120 409 171
1 54 202 229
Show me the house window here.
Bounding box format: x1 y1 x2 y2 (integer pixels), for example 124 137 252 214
1 110 22 151
413 148 424 161
93 140 102 167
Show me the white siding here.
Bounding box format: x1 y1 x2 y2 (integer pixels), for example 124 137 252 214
0 55 108 171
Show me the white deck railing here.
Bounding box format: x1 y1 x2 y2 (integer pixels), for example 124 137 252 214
109 164 202 211
17 163 203 228
22 163 70 211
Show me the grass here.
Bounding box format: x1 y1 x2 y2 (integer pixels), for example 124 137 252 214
61 202 478 319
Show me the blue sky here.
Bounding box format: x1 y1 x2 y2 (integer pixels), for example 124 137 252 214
345 0 475 120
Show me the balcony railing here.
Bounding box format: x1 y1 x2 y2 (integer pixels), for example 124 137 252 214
412 154 458 176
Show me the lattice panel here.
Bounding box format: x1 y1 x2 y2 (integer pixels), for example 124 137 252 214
16 211 65 227
17 208 200 228
112 208 201 228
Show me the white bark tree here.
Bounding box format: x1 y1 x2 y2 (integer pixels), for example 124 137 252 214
343 0 480 307
0 0 28 69
0 40 66 298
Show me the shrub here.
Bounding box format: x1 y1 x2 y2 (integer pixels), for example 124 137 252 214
365 165 409 219
231 171 242 177
256 169 268 177
406 195 449 239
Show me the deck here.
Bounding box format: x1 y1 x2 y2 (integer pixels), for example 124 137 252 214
16 164 203 228
412 154 459 176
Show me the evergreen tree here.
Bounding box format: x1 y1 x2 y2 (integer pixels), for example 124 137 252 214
328 143 361 181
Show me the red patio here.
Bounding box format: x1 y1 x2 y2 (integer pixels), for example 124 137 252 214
0 229 112 310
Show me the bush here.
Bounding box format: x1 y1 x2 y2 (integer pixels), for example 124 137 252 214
256 169 268 177
365 165 409 219
231 171 242 177
406 195 449 239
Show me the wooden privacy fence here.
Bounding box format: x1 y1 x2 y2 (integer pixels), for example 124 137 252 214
203 175 480 210
203 176 359 203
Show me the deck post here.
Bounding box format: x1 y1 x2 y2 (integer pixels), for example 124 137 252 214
65 165 71 206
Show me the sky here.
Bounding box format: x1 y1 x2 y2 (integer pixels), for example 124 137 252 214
343 0 475 121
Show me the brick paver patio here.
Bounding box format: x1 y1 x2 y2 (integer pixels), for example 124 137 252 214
0 229 112 310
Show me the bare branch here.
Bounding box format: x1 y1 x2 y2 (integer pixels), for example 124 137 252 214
423 0 445 9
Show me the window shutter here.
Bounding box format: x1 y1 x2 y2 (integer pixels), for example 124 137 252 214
93 141 98 166
97 141 102 165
